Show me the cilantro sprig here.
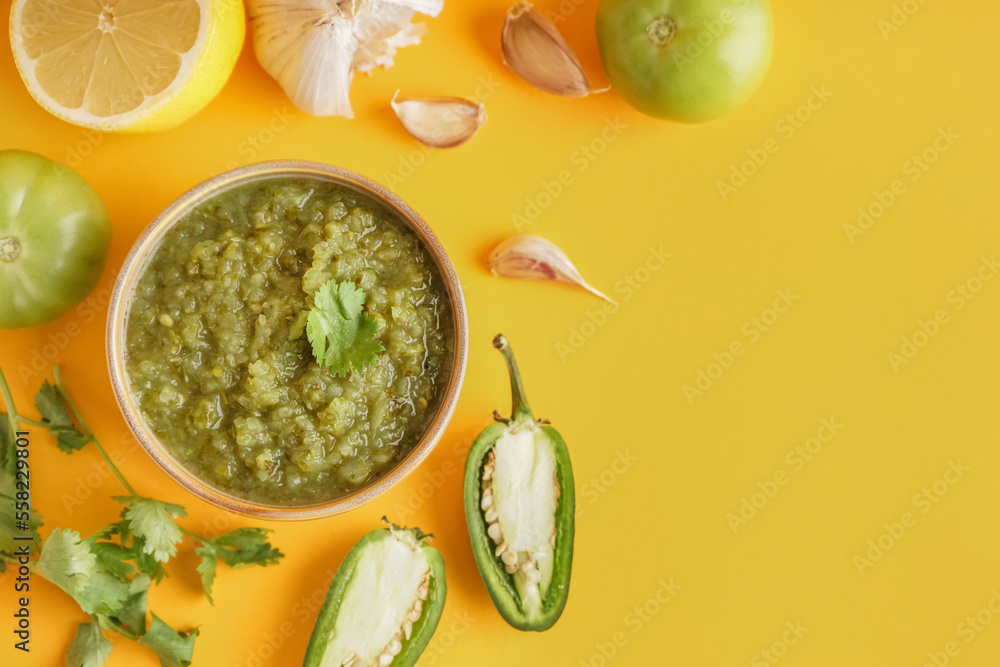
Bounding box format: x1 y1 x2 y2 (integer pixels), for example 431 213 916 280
0 365 284 667
306 279 385 376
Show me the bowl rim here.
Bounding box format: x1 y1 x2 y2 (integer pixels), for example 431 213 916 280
106 160 469 520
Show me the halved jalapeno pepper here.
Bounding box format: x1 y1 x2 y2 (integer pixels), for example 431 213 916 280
464 335 575 631
302 520 446 667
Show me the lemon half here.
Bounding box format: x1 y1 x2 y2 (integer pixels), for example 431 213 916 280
10 0 245 133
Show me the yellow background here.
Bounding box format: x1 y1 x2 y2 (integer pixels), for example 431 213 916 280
3 0 1000 665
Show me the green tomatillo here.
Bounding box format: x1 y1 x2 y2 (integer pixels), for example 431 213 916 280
464 334 575 631
596 0 774 122
0 150 111 329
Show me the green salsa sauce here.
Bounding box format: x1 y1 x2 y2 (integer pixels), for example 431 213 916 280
125 177 454 505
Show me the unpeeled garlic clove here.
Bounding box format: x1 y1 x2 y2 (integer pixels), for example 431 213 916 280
391 92 487 148
501 1 598 97
489 234 616 304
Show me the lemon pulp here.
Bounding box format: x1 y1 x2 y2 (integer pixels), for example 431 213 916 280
10 0 245 133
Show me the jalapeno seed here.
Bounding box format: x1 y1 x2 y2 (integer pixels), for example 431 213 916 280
303 521 446 667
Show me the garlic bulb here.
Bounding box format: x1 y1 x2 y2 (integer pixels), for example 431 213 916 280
249 0 444 118
391 92 487 148
489 234 616 304
501 1 598 97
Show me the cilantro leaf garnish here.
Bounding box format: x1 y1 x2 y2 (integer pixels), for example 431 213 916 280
34 381 90 452
35 529 130 615
0 493 42 557
0 411 43 559
194 547 218 605
0 363 285 667
208 527 284 568
194 527 284 603
84 526 134 579
139 614 198 667
0 413 13 477
66 617 114 667
115 497 187 563
306 279 385 377
36 528 96 595
73 571 131 616
103 574 151 637
131 539 170 583
87 540 136 580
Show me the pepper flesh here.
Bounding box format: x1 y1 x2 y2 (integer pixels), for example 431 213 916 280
464 334 575 631
302 522 446 667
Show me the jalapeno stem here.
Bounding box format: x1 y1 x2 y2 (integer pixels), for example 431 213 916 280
492 334 534 421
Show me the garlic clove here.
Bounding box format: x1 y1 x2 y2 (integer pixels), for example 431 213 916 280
501 1 598 97
391 91 487 148
489 234 616 304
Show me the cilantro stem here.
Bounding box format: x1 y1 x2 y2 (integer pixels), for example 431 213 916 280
53 365 139 497
104 623 139 642
0 363 21 442
178 525 208 545
0 364 81 444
